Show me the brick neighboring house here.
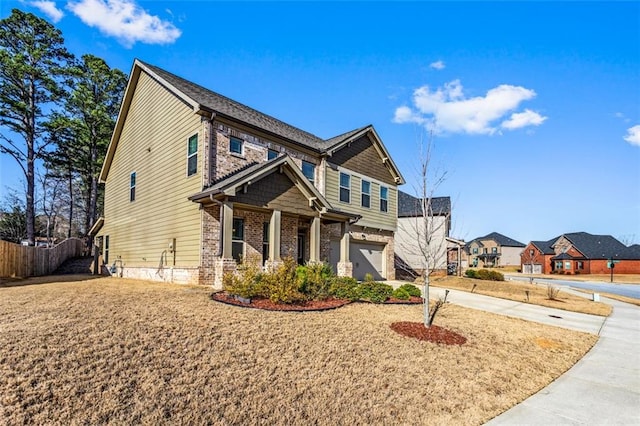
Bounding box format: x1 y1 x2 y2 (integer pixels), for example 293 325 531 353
90 59 405 287
394 191 451 278
521 232 640 275
465 232 525 268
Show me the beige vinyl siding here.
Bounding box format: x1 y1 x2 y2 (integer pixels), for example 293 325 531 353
100 72 203 268
325 166 397 231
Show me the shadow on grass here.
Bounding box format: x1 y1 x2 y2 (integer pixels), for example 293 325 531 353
0 274 105 288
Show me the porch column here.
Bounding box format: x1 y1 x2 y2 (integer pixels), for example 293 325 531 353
340 222 350 262
269 209 281 261
309 216 320 262
337 221 353 277
221 200 234 259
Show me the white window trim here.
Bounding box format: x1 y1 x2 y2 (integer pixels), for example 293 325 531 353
339 172 351 204
361 179 371 209
187 134 198 177
229 136 244 156
129 172 136 202
302 160 316 184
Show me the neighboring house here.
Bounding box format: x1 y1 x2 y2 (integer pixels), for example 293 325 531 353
394 191 451 278
90 60 405 286
521 232 640 275
465 232 525 268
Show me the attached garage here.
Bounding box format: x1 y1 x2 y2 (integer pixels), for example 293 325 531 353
329 240 387 281
522 264 542 274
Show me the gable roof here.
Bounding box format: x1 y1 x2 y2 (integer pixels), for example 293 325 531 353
559 232 634 260
530 239 557 255
467 232 525 249
100 59 404 184
187 155 359 222
397 191 451 217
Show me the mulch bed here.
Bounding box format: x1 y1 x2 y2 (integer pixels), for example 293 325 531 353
211 292 352 311
211 292 422 312
390 322 467 345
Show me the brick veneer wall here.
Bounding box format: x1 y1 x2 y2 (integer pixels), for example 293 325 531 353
212 123 319 184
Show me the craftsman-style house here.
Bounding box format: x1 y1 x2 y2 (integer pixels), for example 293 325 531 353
90 60 405 286
465 232 525 268
521 232 640 275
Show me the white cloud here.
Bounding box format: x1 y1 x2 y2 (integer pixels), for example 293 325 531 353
67 0 181 47
501 109 547 130
623 125 640 146
429 60 445 70
393 79 547 135
30 1 64 22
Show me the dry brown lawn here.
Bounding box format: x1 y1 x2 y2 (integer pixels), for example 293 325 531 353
432 276 613 317
1 276 597 425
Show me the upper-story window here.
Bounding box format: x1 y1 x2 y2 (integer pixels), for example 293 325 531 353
339 172 350 203
302 161 315 184
129 172 136 202
361 180 371 208
472 247 478 254
267 149 278 160
379 186 388 212
491 247 498 254
230 136 243 155
187 134 198 176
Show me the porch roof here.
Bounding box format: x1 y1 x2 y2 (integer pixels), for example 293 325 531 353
188 155 360 223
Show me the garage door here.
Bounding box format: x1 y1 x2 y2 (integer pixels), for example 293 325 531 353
351 242 385 281
522 264 542 274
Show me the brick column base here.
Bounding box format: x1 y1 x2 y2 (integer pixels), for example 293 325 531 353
213 258 237 289
337 261 353 278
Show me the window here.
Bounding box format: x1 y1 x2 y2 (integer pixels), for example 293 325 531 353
472 247 478 254
555 261 563 270
262 222 270 265
576 261 584 270
104 235 109 265
187 134 198 176
529 249 535 256
232 218 244 262
302 161 315 184
361 180 370 208
491 247 498 254
483 247 488 254
267 149 278 160
129 172 136 202
230 136 243 155
565 261 571 270
339 173 350 203
380 186 388 212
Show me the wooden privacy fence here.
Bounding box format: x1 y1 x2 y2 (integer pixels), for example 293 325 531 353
0 238 84 278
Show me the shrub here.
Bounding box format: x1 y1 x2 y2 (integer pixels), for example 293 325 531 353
297 262 334 301
488 270 504 281
465 268 504 281
363 273 375 282
358 280 393 303
329 276 360 301
547 284 561 301
222 260 263 299
391 287 411 300
397 283 421 297
260 257 305 304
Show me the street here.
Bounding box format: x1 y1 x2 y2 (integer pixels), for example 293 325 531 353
505 274 640 300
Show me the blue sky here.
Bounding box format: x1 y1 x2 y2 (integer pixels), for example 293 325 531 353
1 1 639 245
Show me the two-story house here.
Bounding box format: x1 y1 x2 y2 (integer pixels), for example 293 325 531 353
90 60 405 287
465 232 525 268
394 191 451 278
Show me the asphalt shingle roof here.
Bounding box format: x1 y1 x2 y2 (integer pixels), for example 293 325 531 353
139 60 367 152
467 232 526 248
561 232 635 260
397 190 451 217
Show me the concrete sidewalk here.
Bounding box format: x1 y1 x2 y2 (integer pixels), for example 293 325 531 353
390 282 640 424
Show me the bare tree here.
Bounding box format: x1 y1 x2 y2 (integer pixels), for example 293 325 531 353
396 130 450 327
